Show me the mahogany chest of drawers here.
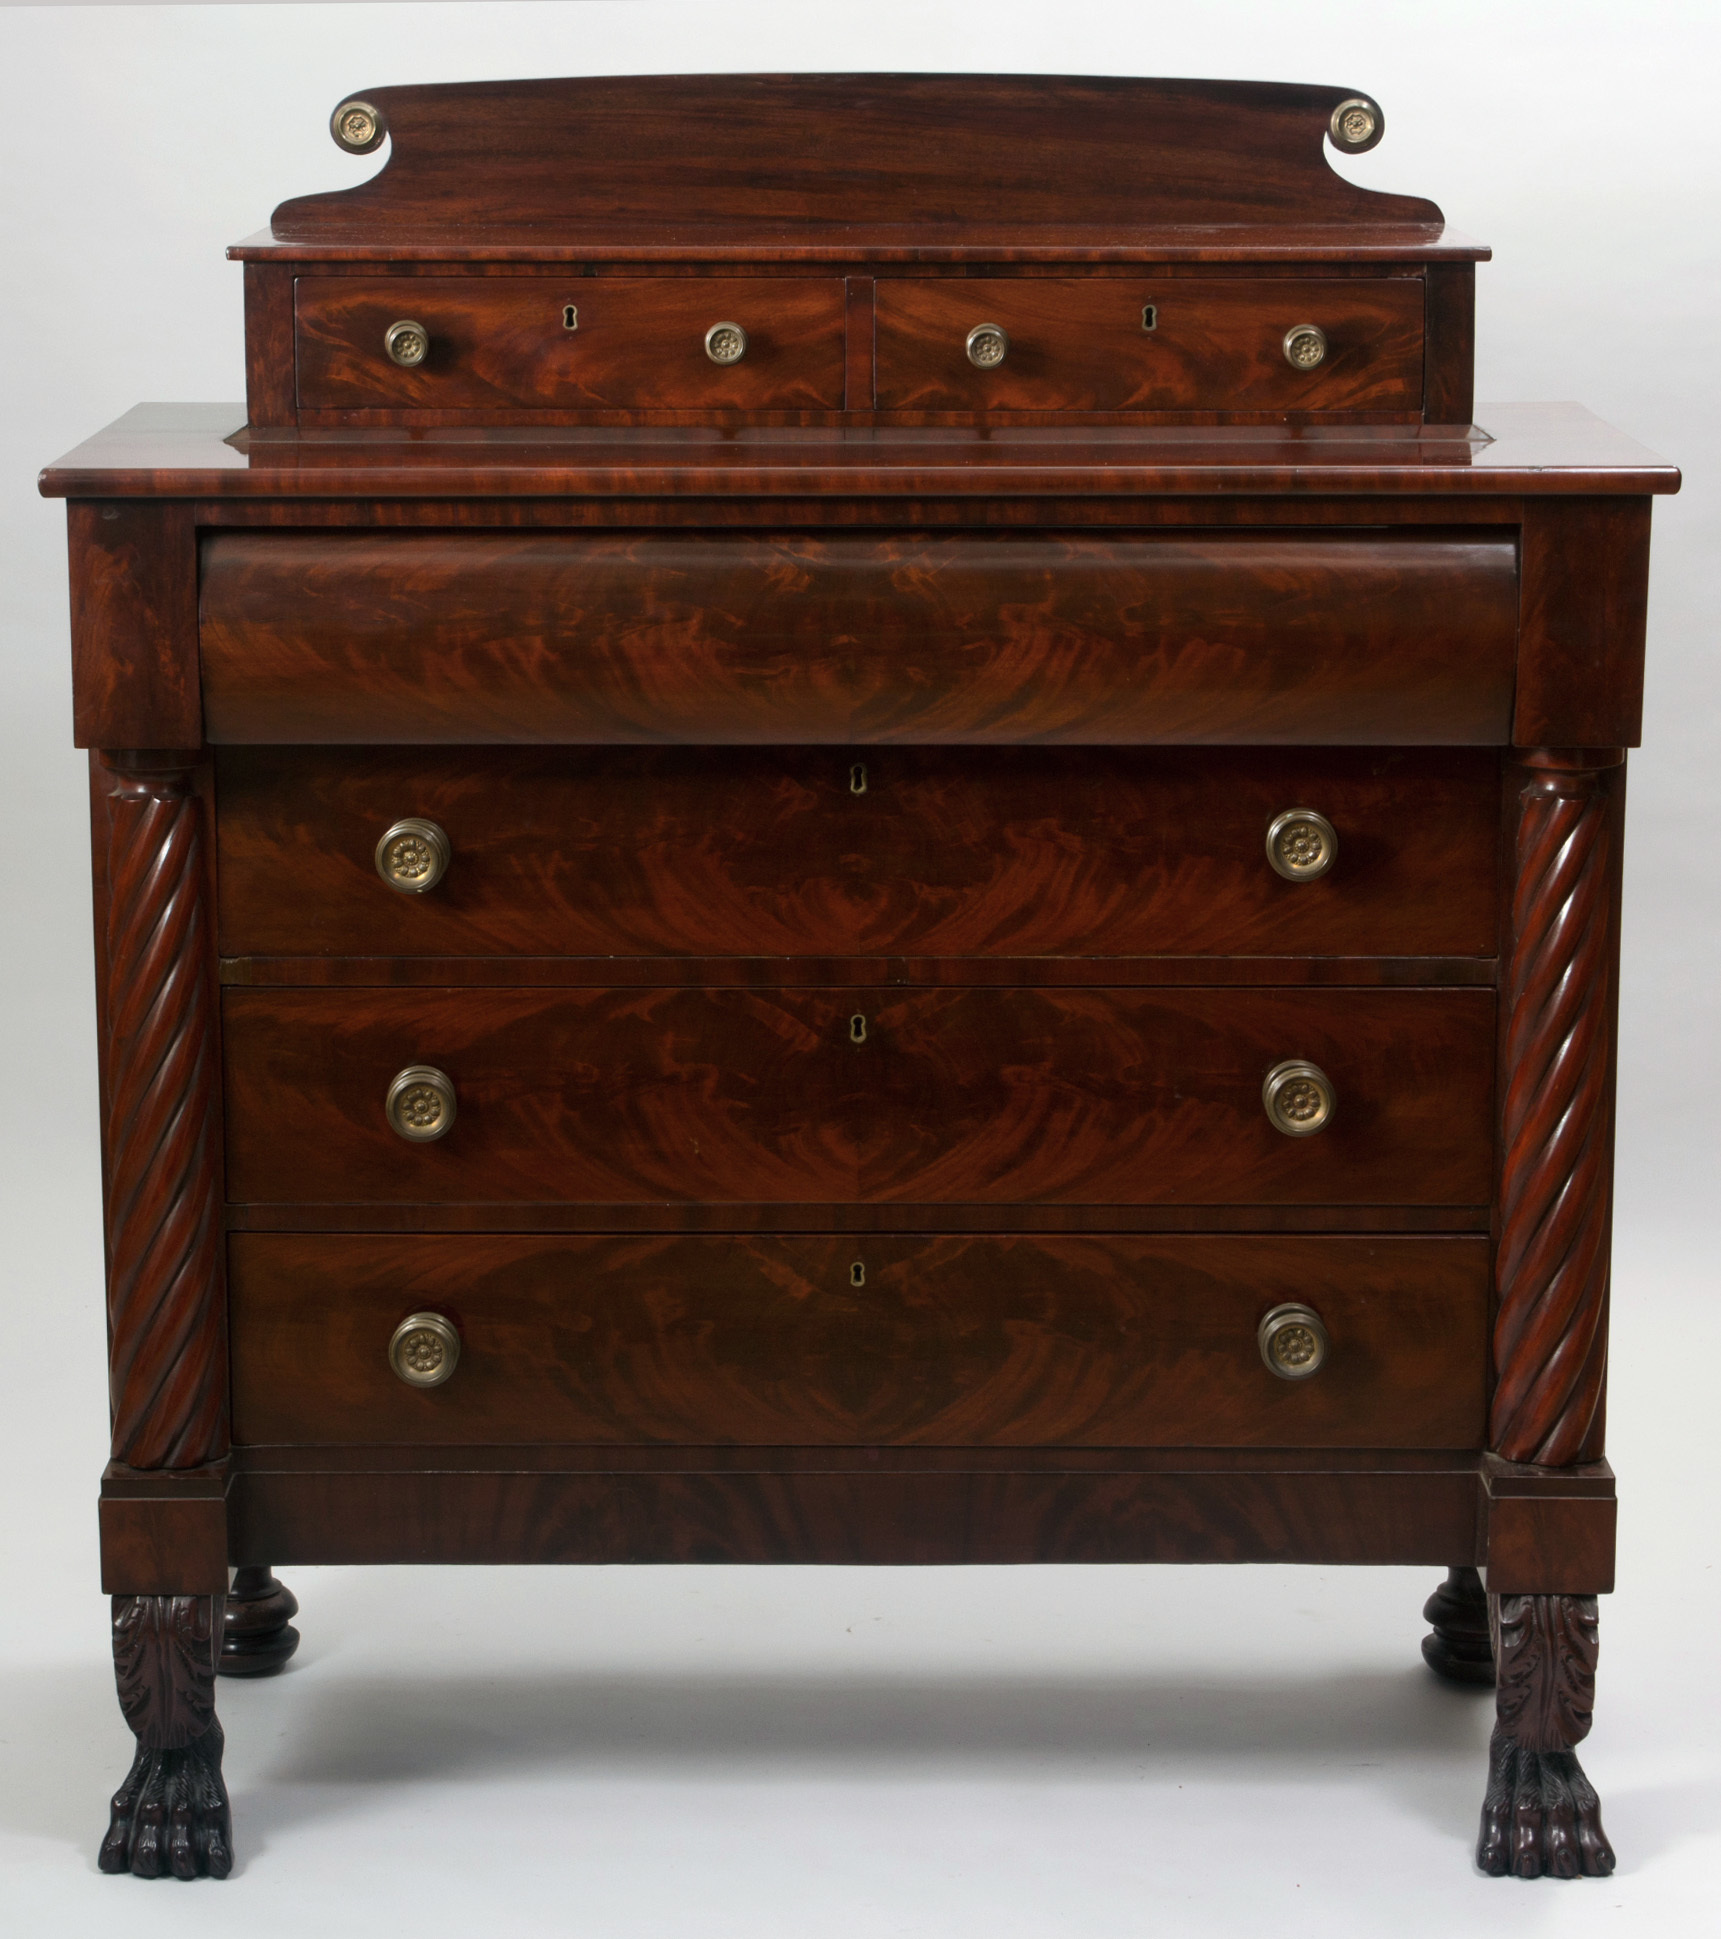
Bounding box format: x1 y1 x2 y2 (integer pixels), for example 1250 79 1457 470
41 73 1678 1882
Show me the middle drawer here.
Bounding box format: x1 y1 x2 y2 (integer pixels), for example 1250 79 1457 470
216 746 1500 960
222 985 1494 1206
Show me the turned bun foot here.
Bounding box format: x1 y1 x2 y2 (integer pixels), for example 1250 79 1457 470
1421 1566 1496 1685
219 1567 300 1678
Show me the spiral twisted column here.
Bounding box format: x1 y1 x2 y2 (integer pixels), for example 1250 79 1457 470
1490 751 1621 1466
101 754 227 1471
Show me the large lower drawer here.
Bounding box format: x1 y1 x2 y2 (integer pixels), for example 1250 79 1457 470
228 1232 1489 1449
214 745 1501 960
198 531 1518 745
221 986 1494 1205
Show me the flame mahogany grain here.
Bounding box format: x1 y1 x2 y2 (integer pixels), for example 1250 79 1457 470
873 277 1425 415
212 745 1502 961
296 276 848 412
220 984 1495 1208
228 1231 1488 1450
45 69 1677 1881
197 530 1519 746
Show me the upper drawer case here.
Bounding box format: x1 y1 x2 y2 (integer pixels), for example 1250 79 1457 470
874 278 1425 414
295 276 847 411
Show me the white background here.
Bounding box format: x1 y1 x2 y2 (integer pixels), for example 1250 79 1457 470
1 3 1717 1932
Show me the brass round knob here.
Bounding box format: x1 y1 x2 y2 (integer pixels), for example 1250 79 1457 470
704 322 748 366
1262 1059 1335 1137
966 323 1009 369
330 97 386 153
1258 1302 1330 1381
1283 324 1328 372
375 818 451 895
388 1311 460 1389
385 1065 457 1142
385 319 430 368
1265 809 1338 883
1329 96 1383 152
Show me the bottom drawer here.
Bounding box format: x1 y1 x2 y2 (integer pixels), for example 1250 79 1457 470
230 1232 1488 1450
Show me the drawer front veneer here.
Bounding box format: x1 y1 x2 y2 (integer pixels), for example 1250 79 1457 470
215 746 1501 961
874 277 1426 414
228 1232 1489 1449
198 532 1519 746
221 986 1494 1206
295 276 848 411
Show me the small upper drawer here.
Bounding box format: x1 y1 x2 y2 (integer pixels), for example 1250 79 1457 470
294 276 847 411
874 277 1425 413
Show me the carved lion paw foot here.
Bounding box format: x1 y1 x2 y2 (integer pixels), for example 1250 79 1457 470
98 1720 232 1879
1477 1727 1615 1878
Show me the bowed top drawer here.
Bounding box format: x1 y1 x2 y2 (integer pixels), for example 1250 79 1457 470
294 276 847 411
873 277 1426 414
198 531 1518 745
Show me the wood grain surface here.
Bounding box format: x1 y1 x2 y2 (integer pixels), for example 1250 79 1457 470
264 75 1448 253
1516 499 1652 748
69 504 200 749
198 530 1519 745
220 984 1495 1206
1491 754 1620 1466
213 745 1501 960
101 758 229 1470
296 276 847 412
874 277 1424 414
38 401 1681 500
228 1230 1488 1449
228 1458 1487 1568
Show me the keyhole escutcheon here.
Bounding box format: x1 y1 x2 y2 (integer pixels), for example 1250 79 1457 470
850 762 868 795
849 1014 867 1045
562 304 579 331
850 1261 866 1288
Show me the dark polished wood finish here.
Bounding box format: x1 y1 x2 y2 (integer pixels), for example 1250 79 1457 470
213 745 1501 961
218 1566 300 1677
297 275 848 412
1492 753 1620 1465
261 75 1453 257
1480 1592 1614 1877
1515 499 1652 749
47 72 1674 1879
220 984 1494 1208
39 399 1680 502
100 1594 231 1879
99 755 228 1472
197 530 1519 746
69 505 199 748
228 1231 1488 1449
1421 1565 1495 1684
874 276 1425 415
